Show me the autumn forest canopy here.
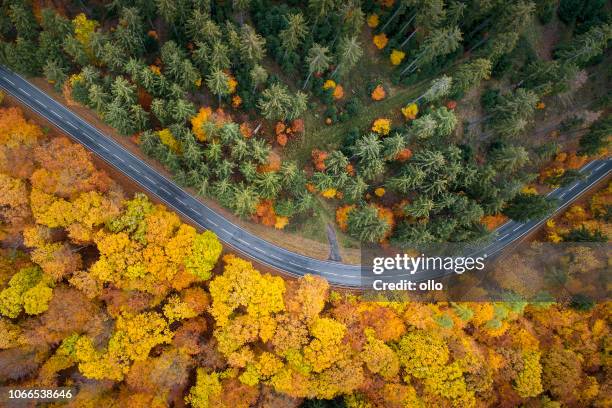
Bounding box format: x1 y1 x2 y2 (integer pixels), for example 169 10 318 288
0 0 611 407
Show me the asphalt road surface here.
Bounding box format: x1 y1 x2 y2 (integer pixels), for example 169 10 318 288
1 65 610 288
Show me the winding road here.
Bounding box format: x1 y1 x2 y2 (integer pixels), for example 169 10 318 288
1 66 610 288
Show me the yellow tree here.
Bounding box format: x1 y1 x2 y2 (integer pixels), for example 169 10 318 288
0 266 54 318
72 312 173 381
361 329 400 379
90 194 221 295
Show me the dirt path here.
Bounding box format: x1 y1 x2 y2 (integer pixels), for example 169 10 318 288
326 224 343 262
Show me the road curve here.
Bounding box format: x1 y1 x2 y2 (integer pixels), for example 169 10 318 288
1 66 610 288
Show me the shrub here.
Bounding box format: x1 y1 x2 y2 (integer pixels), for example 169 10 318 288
345 97 362 117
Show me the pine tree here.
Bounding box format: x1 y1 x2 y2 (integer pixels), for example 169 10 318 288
303 43 331 89
87 84 109 113
421 75 453 103
233 0 251 25
111 76 136 105
489 145 529 172
280 13 308 56
43 60 68 91
400 26 462 75
555 23 612 67
257 83 293 121
382 133 407 160
256 172 282 199
249 65 269 92
346 205 390 243
308 0 338 23
503 193 558 222
170 99 196 124
206 70 231 106
325 151 350 175
332 36 363 78
490 89 539 138
239 25 266 64
451 58 492 97
404 196 435 219
232 183 259 217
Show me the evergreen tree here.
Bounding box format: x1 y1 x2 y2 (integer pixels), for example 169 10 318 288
332 36 363 78
303 43 332 89
503 193 558 222
555 23 612 67
280 13 308 57
400 26 462 75
232 183 259 217
43 59 68 91
206 70 231 105
578 115 611 156
489 145 529 172
239 25 266 64
347 205 390 243
257 83 293 121
451 58 492 97
249 64 269 92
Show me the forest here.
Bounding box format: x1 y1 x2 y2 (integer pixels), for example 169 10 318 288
0 105 610 407
0 0 611 406
0 0 609 250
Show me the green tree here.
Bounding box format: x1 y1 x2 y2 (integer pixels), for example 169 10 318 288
452 58 492 97
115 7 146 57
206 70 231 105
88 84 109 113
111 76 136 105
489 145 529 172
411 114 437 140
503 193 558 222
332 36 363 78
280 13 308 57
257 83 293 120
256 172 282 199
432 107 457 137
170 99 196 124
239 24 266 64
303 43 332 89
249 64 269 94
344 176 368 202
233 0 251 24
308 0 338 23
404 196 435 219
420 75 453 104
156 0 189 29
130 105 149 132
490 89 539 138
382 133 407 160
288 91 308 120
187 10 219 43
555 23 612 67
8 3 38 40
400 26 462 75
105 100 135 135
43 59 68 91
346 205 390 243
232 183 259 218
325 151 350 175
579 115 611 156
